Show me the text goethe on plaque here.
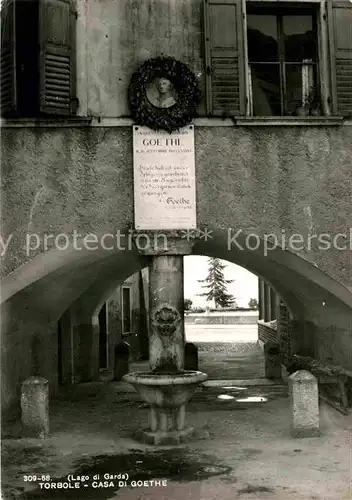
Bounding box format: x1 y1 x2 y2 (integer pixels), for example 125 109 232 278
133 126 196 230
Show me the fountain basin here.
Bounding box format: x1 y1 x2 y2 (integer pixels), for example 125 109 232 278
123 370 208 444
123 370 208 408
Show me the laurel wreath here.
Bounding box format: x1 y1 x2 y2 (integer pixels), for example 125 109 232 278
128 56 201 132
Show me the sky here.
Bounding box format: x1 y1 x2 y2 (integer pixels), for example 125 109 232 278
183 256 258 308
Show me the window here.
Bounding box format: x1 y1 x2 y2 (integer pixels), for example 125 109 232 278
204 0 352 118
1 0 77 118
248 9 318 116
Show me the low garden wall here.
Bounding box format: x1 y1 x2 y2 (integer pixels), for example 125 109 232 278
258 320 278 344
185 314 259 325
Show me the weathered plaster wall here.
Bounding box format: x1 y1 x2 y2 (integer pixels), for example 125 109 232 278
1 124 352 416
1 128 134 277
196 126 352 289
2 125 351 286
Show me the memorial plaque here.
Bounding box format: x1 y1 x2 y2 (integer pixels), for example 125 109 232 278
133 125 196 229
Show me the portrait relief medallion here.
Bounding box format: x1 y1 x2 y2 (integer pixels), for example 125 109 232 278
146 78 177 109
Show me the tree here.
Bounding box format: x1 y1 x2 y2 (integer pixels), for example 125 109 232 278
197 257 236 308
248 298 259 310
184 298 193 311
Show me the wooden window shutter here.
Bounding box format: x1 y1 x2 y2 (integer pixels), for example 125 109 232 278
1 0 17 116
39 0 74 116
204 0 246 116
328 0 352 116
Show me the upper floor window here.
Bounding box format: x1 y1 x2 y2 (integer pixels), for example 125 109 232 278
248 9 318 116
204 0 352 118
1 0 77 118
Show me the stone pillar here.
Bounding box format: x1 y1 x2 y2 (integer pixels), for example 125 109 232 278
21 377 49 438
288 370 320 438
264 284 271 322
270 290 278 321
259 279 265 320
149 255 185 373
126 232 208 445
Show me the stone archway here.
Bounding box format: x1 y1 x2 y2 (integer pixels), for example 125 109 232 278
1 229 352 417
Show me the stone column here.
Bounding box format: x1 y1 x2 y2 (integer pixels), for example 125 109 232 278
270 289 278 321
21 377 49 438
264 284 271 322
149 255 185 372
126 231 208 445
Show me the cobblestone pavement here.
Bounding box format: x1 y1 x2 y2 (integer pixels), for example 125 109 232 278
131 341 265 380
196 342 265 379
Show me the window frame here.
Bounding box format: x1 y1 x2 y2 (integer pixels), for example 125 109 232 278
204 0 334 118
